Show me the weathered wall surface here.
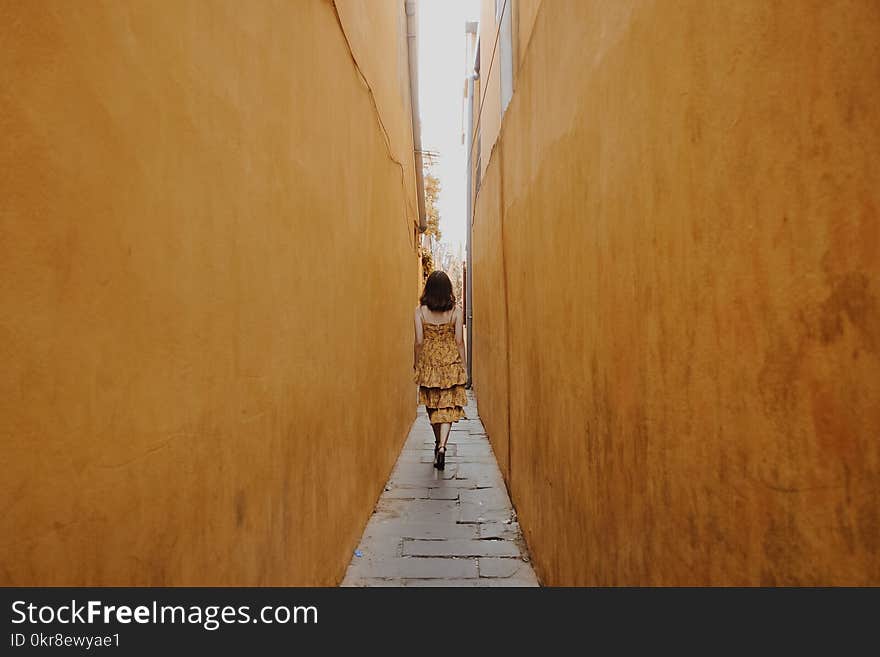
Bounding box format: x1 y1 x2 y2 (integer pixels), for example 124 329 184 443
472 159 509 477
478 0 502 178
473 0 880 584
335 0 420 228
0 0 418 585
515 0 541 68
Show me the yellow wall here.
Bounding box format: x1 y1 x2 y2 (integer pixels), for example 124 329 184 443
472 160 510 477
473 0 880 585
335 0 420 227
478 0 502 178
0 0 418 585
515 0 541 69
476 0 541 174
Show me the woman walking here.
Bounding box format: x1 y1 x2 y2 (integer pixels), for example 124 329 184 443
413 271 467 470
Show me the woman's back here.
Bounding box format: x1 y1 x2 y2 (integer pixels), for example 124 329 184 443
419 305 456 327
415 305 464 380
417 306 460 365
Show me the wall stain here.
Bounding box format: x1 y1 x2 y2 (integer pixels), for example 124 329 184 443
857 498 879 554
757 335 802 432
815 271 878 354
234 489 246 529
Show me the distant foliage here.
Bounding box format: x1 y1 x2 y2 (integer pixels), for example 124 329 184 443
452 264 464 305
423 155 441 242
420 245 434 281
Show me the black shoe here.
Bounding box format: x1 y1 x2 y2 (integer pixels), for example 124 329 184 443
436 447 446 471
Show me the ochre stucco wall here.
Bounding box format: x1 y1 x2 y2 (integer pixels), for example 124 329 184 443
472 159 510 478
478 0 502 179
0 0 418 585
335 0 420 228
473 0 880 585
515 0 542 69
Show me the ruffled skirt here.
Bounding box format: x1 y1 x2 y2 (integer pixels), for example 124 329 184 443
415 362 467 425
419 385 467 424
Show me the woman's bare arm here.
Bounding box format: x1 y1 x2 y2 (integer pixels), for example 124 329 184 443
413 306 424 369
454 306 466 365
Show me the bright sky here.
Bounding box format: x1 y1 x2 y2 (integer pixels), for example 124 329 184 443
418 0 481 254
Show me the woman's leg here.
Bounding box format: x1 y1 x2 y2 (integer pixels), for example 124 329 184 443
435 422 452 470
431 422 441 461
438 422 451 450
427 408 441 452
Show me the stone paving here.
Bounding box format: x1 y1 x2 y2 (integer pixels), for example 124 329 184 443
342 393 539 587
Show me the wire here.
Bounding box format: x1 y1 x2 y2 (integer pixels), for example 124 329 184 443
331 0 419 249
467 0 508 169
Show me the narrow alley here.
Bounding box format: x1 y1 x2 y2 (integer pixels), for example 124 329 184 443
3 0 878 593
342 393 538 586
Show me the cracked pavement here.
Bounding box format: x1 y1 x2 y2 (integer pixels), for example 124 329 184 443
341 392 539 587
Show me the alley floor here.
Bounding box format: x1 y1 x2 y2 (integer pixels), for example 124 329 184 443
342 392 539 586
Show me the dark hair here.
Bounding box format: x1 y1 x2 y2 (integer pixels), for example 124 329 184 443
420 270 455 312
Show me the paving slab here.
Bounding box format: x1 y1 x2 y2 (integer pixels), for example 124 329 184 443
468 577 540 587
364 519 478 540
427 488 461 500
381 487 430 500
454 463 507 488
344 557 478 580
479 521 522 540
390 476 490 489
403 538 520 558
478 558 539 583
401 579 485 587
341 392 539 587
353 533 404 557
340 578 403 587
459 487 515 523
456 443 495 457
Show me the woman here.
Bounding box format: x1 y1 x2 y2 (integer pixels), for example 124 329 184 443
413 270 467 470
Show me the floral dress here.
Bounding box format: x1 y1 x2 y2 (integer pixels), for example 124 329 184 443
414 307 467 424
